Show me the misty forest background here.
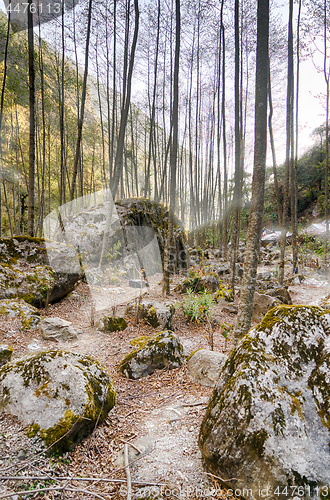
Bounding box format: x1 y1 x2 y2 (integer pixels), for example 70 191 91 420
0 0 329 263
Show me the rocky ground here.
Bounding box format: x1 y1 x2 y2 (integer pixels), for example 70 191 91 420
1 256 330 500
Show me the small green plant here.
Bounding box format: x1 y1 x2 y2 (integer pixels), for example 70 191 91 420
106 240 122 261
182 289 215 323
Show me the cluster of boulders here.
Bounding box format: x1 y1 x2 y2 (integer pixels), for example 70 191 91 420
2 225 330 494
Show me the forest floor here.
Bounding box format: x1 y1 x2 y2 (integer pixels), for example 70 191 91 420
1 256 330 500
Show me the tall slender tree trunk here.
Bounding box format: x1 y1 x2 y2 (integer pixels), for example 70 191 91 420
145 0 160 198
0 5 11 236
235 0 269 338
28 0 35 236
163 0 180 295
324 0 329 263
279 0 294 285
99 0 139 268
267 59 282 226
112 0 139 197
221 2 228 259
59 0 66 205
70 0 93 201
231 0 241 290
292 0 302 273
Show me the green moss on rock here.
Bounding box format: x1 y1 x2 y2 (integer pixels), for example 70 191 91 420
100 316 127 332
0 298 40 329
129 336 151 348
120 330 184 379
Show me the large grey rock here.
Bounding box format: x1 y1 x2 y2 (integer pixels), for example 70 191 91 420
252 292 281 323
0 237 82 307
0 299 40 329
52 196 188 274
120 331 184 379
0 344 13 367
187 349 227 387
38 317 78 341
199 305 330 499
0 350 116 453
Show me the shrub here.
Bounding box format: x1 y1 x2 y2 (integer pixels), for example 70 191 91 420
181 289 215 323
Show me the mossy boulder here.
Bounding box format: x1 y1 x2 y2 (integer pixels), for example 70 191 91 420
0 344 13 367
0 350 116 453
0 237 82 307
134 300 175 329
119 330 184 379
199 305 330 498
115 198 188 273
129 335 151 348
0 299 40 329
100 316 127 332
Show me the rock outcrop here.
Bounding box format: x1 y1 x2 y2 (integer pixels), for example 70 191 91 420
0 237 82 307
199 305 330 498
49 195 188 276
0 350 116 453
120 331 184 379
256 280 292 305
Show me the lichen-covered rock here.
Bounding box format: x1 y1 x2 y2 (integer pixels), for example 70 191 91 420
199 305 330 498
100 316 127 332
0 299 40 329
116 198 188 272
38 317 78 341
137 300 175 329
0 350 116 453
187 349 227 387
120 331 184 379
252 292 281 322
0 344 13 367
0 237 82 307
